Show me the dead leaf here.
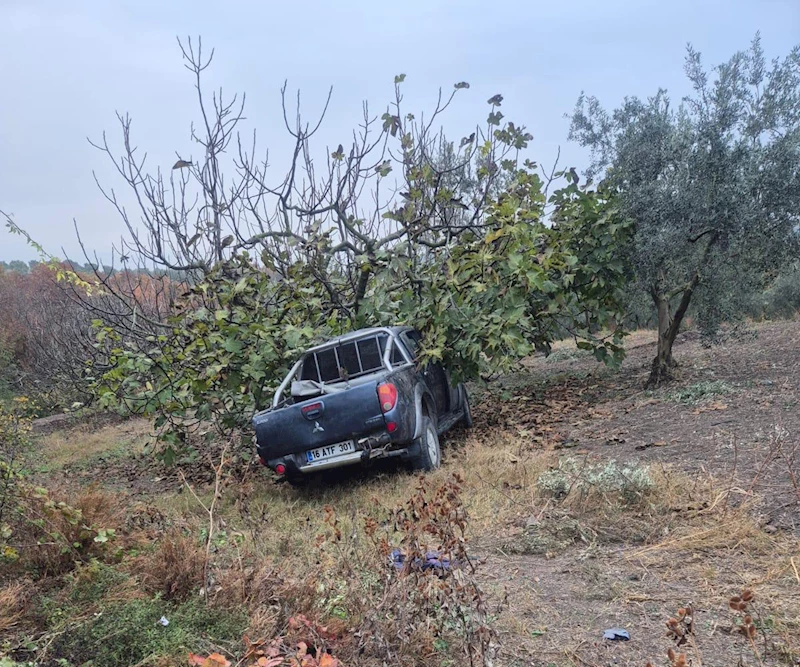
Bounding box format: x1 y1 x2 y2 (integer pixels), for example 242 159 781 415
256 658 284 667
692 401 728 415
188 654 231 667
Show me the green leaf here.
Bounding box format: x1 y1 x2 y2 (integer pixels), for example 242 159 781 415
488 111 504 126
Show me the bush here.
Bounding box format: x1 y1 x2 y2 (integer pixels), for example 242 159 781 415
538 457 655 504
132 528 206 601
1 456 125 575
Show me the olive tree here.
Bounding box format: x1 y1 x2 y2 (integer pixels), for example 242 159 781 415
570 35 800 385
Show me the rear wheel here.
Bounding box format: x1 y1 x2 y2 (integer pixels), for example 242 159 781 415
409 414 441 471
460 385 474 428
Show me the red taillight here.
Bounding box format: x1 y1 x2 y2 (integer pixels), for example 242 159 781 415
387 421 397 433
259 456 267 466
301 402 323 418
275 463 286 475
378 383 398 413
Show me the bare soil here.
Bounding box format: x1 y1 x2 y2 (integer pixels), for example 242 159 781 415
471 321 800 666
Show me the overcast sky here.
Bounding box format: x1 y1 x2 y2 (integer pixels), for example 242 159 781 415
1 0 798 262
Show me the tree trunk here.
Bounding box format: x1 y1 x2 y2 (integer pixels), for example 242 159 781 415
648 294 678 386
646 276 698 388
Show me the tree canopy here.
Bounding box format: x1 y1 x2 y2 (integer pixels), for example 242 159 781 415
44 40 630 454
570 34 800 385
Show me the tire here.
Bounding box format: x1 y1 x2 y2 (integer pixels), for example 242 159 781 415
409 414 441 471
460 385 474 428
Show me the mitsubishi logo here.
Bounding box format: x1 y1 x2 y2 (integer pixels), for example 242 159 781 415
313 421 325 433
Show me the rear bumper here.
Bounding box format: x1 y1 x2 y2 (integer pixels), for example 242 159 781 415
295 450 364 472
261 431 411 475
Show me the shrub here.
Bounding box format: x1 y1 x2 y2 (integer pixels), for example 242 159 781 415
132 528 206 601
1 398 125 576
752 264 800 320
362 474 500 666
538 457 655 504
1 467 125 576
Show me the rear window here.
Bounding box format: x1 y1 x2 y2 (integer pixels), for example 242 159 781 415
299 333 406 383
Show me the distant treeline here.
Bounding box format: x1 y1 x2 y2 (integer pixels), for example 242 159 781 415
0 259 185 280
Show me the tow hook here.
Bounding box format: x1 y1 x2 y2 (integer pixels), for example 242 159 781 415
359 437 373 463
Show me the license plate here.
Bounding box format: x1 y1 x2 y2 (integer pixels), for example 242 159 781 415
305 440 356 464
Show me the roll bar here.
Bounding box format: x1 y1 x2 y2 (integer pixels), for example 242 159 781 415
271 329 412 408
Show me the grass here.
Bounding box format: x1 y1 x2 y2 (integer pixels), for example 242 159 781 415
4 323 800 666
48 597 247 667
31 418 151 472
545 348 592 363
6 427 798 666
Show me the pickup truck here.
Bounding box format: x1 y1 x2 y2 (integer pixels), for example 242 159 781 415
252 326 473 484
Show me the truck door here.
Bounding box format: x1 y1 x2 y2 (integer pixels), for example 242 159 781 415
400 330 449 417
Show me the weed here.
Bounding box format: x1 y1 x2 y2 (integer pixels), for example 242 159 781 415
65 559 130 604
48 597 247 667
1 475 126 576
361 474 500 667
665 380 734 403
131 528 205 601
728 588 769 665
537 457 655 504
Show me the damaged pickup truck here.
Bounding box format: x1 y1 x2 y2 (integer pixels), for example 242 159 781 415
253 326 472 485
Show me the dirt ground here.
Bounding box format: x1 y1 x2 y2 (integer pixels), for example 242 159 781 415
21 320 800 667
471 321 800 666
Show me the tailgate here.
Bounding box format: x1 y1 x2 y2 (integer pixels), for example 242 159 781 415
253 381 384 458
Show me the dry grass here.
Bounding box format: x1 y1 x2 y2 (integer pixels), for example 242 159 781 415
0 581 30 634
6 321 800 665
35 417 151 470
130 528 206 601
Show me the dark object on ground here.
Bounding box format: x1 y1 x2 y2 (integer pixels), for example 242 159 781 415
390 549 455 572
253 327 473 484
603 628 630 641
